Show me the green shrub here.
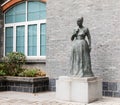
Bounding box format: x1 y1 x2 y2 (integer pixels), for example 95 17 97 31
19 69 38 77
18 68 46 77
0 63 4 68
0 70 6 76
0 64 6 76
0 64 5 70
3 52 26 76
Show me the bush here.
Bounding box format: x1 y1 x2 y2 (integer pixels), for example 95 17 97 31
19 69 37 77
0 64 6 76
1 52 46 77
3 52 26 76
19 69 46 77
0 63 4 70
0 70 6 76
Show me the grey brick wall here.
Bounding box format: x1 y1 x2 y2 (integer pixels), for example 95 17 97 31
0 7 4 59
46 0 120 82
23 63 46 72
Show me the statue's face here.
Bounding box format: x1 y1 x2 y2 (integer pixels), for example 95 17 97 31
77 18 83 27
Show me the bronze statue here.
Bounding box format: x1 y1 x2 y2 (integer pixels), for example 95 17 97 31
70 17 94 77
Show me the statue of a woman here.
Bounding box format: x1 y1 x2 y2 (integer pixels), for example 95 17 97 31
70 17 94 77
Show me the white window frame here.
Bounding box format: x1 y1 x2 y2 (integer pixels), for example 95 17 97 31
4 1 46 60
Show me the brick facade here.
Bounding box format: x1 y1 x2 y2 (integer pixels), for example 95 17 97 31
46 0 120 81
0 6 3 59
46 0 120 96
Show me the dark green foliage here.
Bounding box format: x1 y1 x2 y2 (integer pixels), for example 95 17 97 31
0 70 6 76
0 64 6 76
19 69 39 77
3 52 26 76
18 68 46 77
1 52 46 77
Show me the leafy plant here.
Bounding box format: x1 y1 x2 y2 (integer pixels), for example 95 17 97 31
0 64 6 76
19 69 38 77
0 63 5 70
3 52 26 76
0 63 4 67
0 70 6 76
19 69 46 77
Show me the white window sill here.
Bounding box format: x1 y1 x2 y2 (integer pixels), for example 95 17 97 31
26 56 46 63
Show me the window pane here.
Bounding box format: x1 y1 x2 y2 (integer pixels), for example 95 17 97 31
40 23 46 56
28 1 46 21
15 14 26 22
5 2 26 23
15 2 26 22
5 27 13 55
39 3 46 19
16 26 25 53
5 8 15 23
28 25 37 56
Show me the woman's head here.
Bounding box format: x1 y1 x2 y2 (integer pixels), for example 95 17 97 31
77 17 83 27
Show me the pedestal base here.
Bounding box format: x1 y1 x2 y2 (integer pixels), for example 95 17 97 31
56 76 102 104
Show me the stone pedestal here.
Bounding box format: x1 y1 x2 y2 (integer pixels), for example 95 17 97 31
56 76 102 104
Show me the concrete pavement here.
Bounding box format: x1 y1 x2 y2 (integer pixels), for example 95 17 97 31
0 92 120 105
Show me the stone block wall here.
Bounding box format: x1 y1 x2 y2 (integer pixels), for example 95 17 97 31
0 76 49 93
0 77 6 91
0 7 4 59
103 82 120 97
46 0 120 96
49 78 56 91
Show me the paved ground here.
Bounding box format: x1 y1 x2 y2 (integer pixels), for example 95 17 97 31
0 92 120 105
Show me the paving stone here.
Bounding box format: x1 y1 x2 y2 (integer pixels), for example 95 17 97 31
0 92 120 105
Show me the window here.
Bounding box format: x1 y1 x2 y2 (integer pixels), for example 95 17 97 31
4 1 46 59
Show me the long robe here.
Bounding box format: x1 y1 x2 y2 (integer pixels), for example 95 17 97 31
70 29 94 77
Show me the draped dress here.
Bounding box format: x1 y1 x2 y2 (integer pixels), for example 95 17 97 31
70 28 94 77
